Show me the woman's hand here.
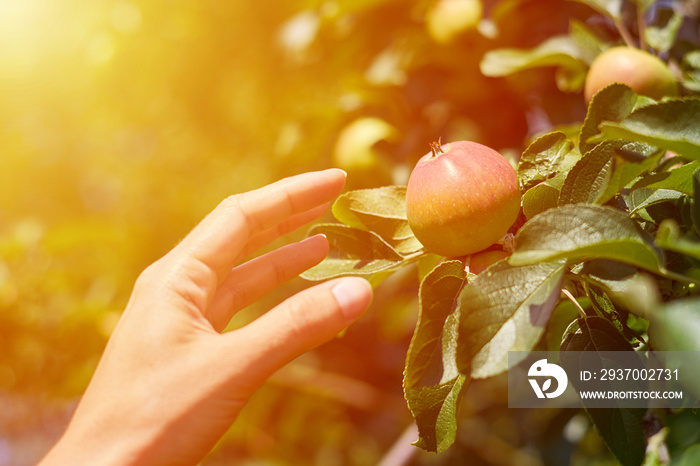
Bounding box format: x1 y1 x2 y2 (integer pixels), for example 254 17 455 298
40 169 373 466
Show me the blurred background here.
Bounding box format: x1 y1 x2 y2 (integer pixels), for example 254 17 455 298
0 0 655 464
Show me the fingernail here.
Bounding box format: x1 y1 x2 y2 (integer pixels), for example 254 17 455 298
331 278 372 323
306 233 327 242
309 233 329 250
334 168 347 178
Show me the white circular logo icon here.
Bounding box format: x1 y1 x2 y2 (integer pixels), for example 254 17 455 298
528 359 568 399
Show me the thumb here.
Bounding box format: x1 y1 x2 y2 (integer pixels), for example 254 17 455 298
224 277 372 386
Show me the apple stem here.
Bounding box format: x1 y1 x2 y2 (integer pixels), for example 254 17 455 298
562 289 587 319
637 4 646 50
614 17 636 48
429 138 444 158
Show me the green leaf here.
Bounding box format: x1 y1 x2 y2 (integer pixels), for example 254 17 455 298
301 224 405 280
331 186 423 255
632 161 700 196
682 71 700 92
405 377 468 453
405 260 466 388
649 298 700 396
579 83 650 155
586 406 646 466
674 444 700 466
522 182 560 220
518 131 578 191
417 253 443 283
559 140 620 205
569 19 606 65
583 283 643 344
561 315 634 353
404 261 468 453
645 10 682 52
594 99 700 160
457 260 566 378
510 204 663 272
649 297 700 351
571 0 622 20
685 50 700 70
655 219 700 261
581 259 660 318
561 317 646 466
480 36 587 92
682 51 700 92
692 168 700 236
623 188 685 214
555 64 587 93
546 298 585 352
596 143 663 205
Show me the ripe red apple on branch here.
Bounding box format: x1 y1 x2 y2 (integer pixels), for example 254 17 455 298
584 46 678 103
406 140 521 258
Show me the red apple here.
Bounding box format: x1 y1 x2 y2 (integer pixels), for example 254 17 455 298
469 250 510 274
406 141 520 258
584 46 678 103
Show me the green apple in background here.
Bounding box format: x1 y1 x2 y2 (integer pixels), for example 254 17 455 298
584 46 678 103
333 117 396 189
406 140 520 258
426 0 482 44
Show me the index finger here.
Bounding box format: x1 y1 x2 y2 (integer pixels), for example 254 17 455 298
172 169 346 280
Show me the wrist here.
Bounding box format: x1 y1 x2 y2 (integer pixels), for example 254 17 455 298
39 419 149 466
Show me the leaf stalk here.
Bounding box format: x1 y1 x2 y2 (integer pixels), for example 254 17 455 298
562 288 587 318
614 18 636 48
